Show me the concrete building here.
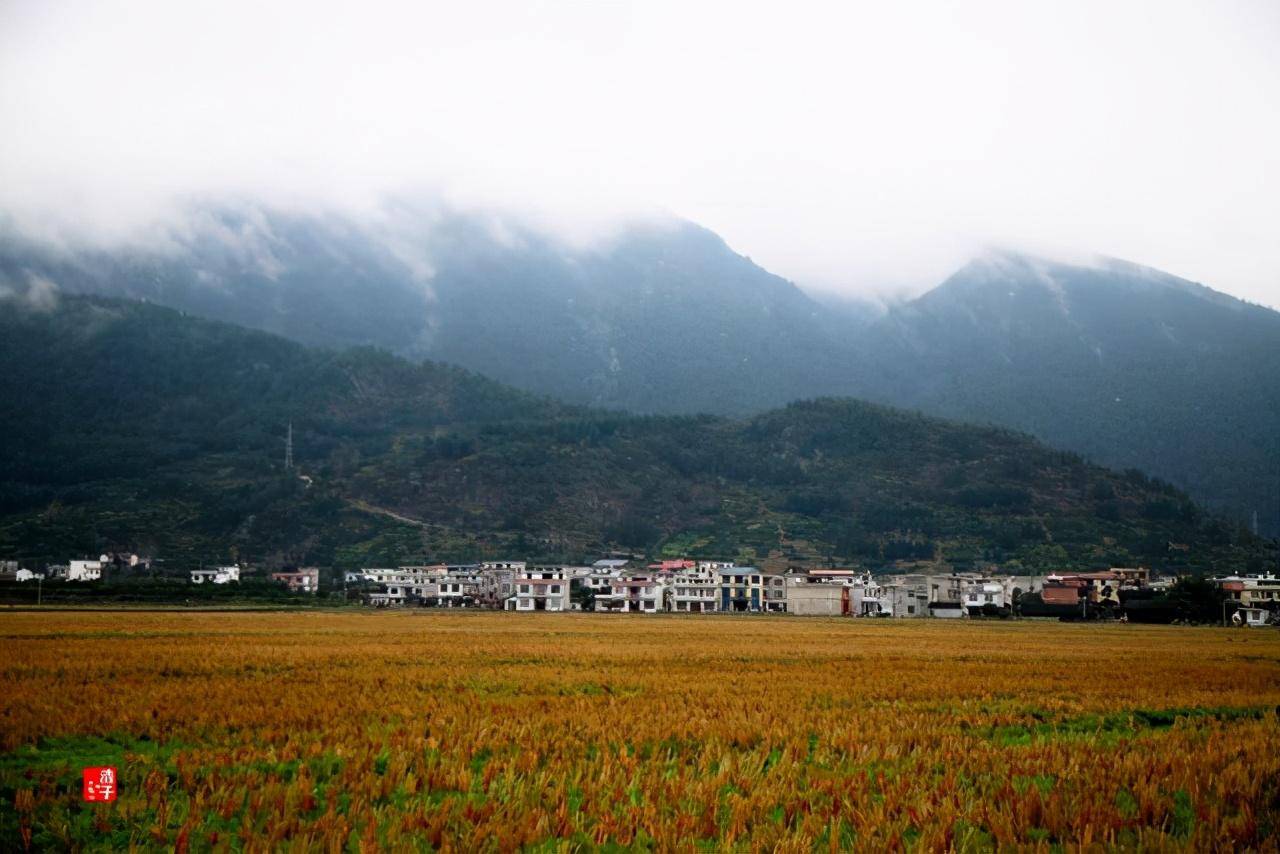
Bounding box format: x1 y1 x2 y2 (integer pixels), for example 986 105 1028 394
270 568 320 594
785 580 847 616
511 566 572 612
595 571 666 613
1218 573 1280 610
190 566 240 584
718 567 786 612
67 559 104 582
669 565 719 613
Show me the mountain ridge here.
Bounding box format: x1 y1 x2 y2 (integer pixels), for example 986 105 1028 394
2 293 1270 574
1 203 1276 534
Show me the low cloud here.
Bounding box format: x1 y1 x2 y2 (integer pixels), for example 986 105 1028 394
1 0 1278 306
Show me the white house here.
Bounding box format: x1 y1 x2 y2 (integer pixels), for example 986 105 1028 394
67 559 104 582
15 569 42 582
595 571 666 613
510 566 572 612
669 565 720 613
190 566 240 584
1233 607 1272 628
962 579 1010 615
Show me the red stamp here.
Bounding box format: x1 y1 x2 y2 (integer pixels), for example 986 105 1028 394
82 767 117 802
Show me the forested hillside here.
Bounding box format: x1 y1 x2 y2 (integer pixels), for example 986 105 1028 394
851 252 1280 534
1 295 1269 574
3 205 1276 535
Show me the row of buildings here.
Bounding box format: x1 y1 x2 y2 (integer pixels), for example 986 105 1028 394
0 556 322 594
347 558 1051 617
346 560 1278 624
5 554 1276 624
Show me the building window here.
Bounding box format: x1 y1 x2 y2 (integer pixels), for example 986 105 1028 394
519 598 531 608
550 585 560 594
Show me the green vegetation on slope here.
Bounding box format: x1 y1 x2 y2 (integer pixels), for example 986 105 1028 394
0 295 1271 573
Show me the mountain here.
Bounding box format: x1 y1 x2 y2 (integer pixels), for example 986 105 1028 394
0 294 1269 575
851 252 1280 535
0 204 847 415
2 205 1277 535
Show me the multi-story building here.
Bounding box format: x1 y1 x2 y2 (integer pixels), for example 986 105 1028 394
271 568 320 594
716 567 788 613
510 566 572 612
872 574 968 618
595 571 666 613
67 559 104 582
582 569 623 607
1217 573 1280 610
669 565 720 613
962 578 1011 616
785 569 861 616
762 572 787 613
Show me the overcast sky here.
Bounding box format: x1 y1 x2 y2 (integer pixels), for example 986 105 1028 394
2 0 1278 305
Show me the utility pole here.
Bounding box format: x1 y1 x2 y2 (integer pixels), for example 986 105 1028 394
284 422 294 471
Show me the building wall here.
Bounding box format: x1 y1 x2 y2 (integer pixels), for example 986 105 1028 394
786 583 846 616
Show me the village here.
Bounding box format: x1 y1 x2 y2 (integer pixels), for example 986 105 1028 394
5 554 1277 625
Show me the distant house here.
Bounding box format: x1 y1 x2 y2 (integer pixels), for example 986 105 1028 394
785 569 860 616
669 565 719 613
358 565 447 605
1233 607 1271 628
1217 573 1280 610
962 579 1010 616
270 568 320 594
592 558 631 571
718 567 786 613
67 559 104 582
15 569 42 582
191 566 240 584
595 571 666 613
509 566 571 612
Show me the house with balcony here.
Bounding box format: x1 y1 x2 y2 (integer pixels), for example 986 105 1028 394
1217 573 1280 611
510 566 572 611
595 571 666 613
719 567 787 612
669 565 720 613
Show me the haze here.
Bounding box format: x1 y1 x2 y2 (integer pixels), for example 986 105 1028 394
2 0 1278 306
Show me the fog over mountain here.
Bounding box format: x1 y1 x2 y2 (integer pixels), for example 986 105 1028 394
2 0 1279 306
2 200 1277 536
1 1 1277 535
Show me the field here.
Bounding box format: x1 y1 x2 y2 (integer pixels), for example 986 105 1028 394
3 613 1280 851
